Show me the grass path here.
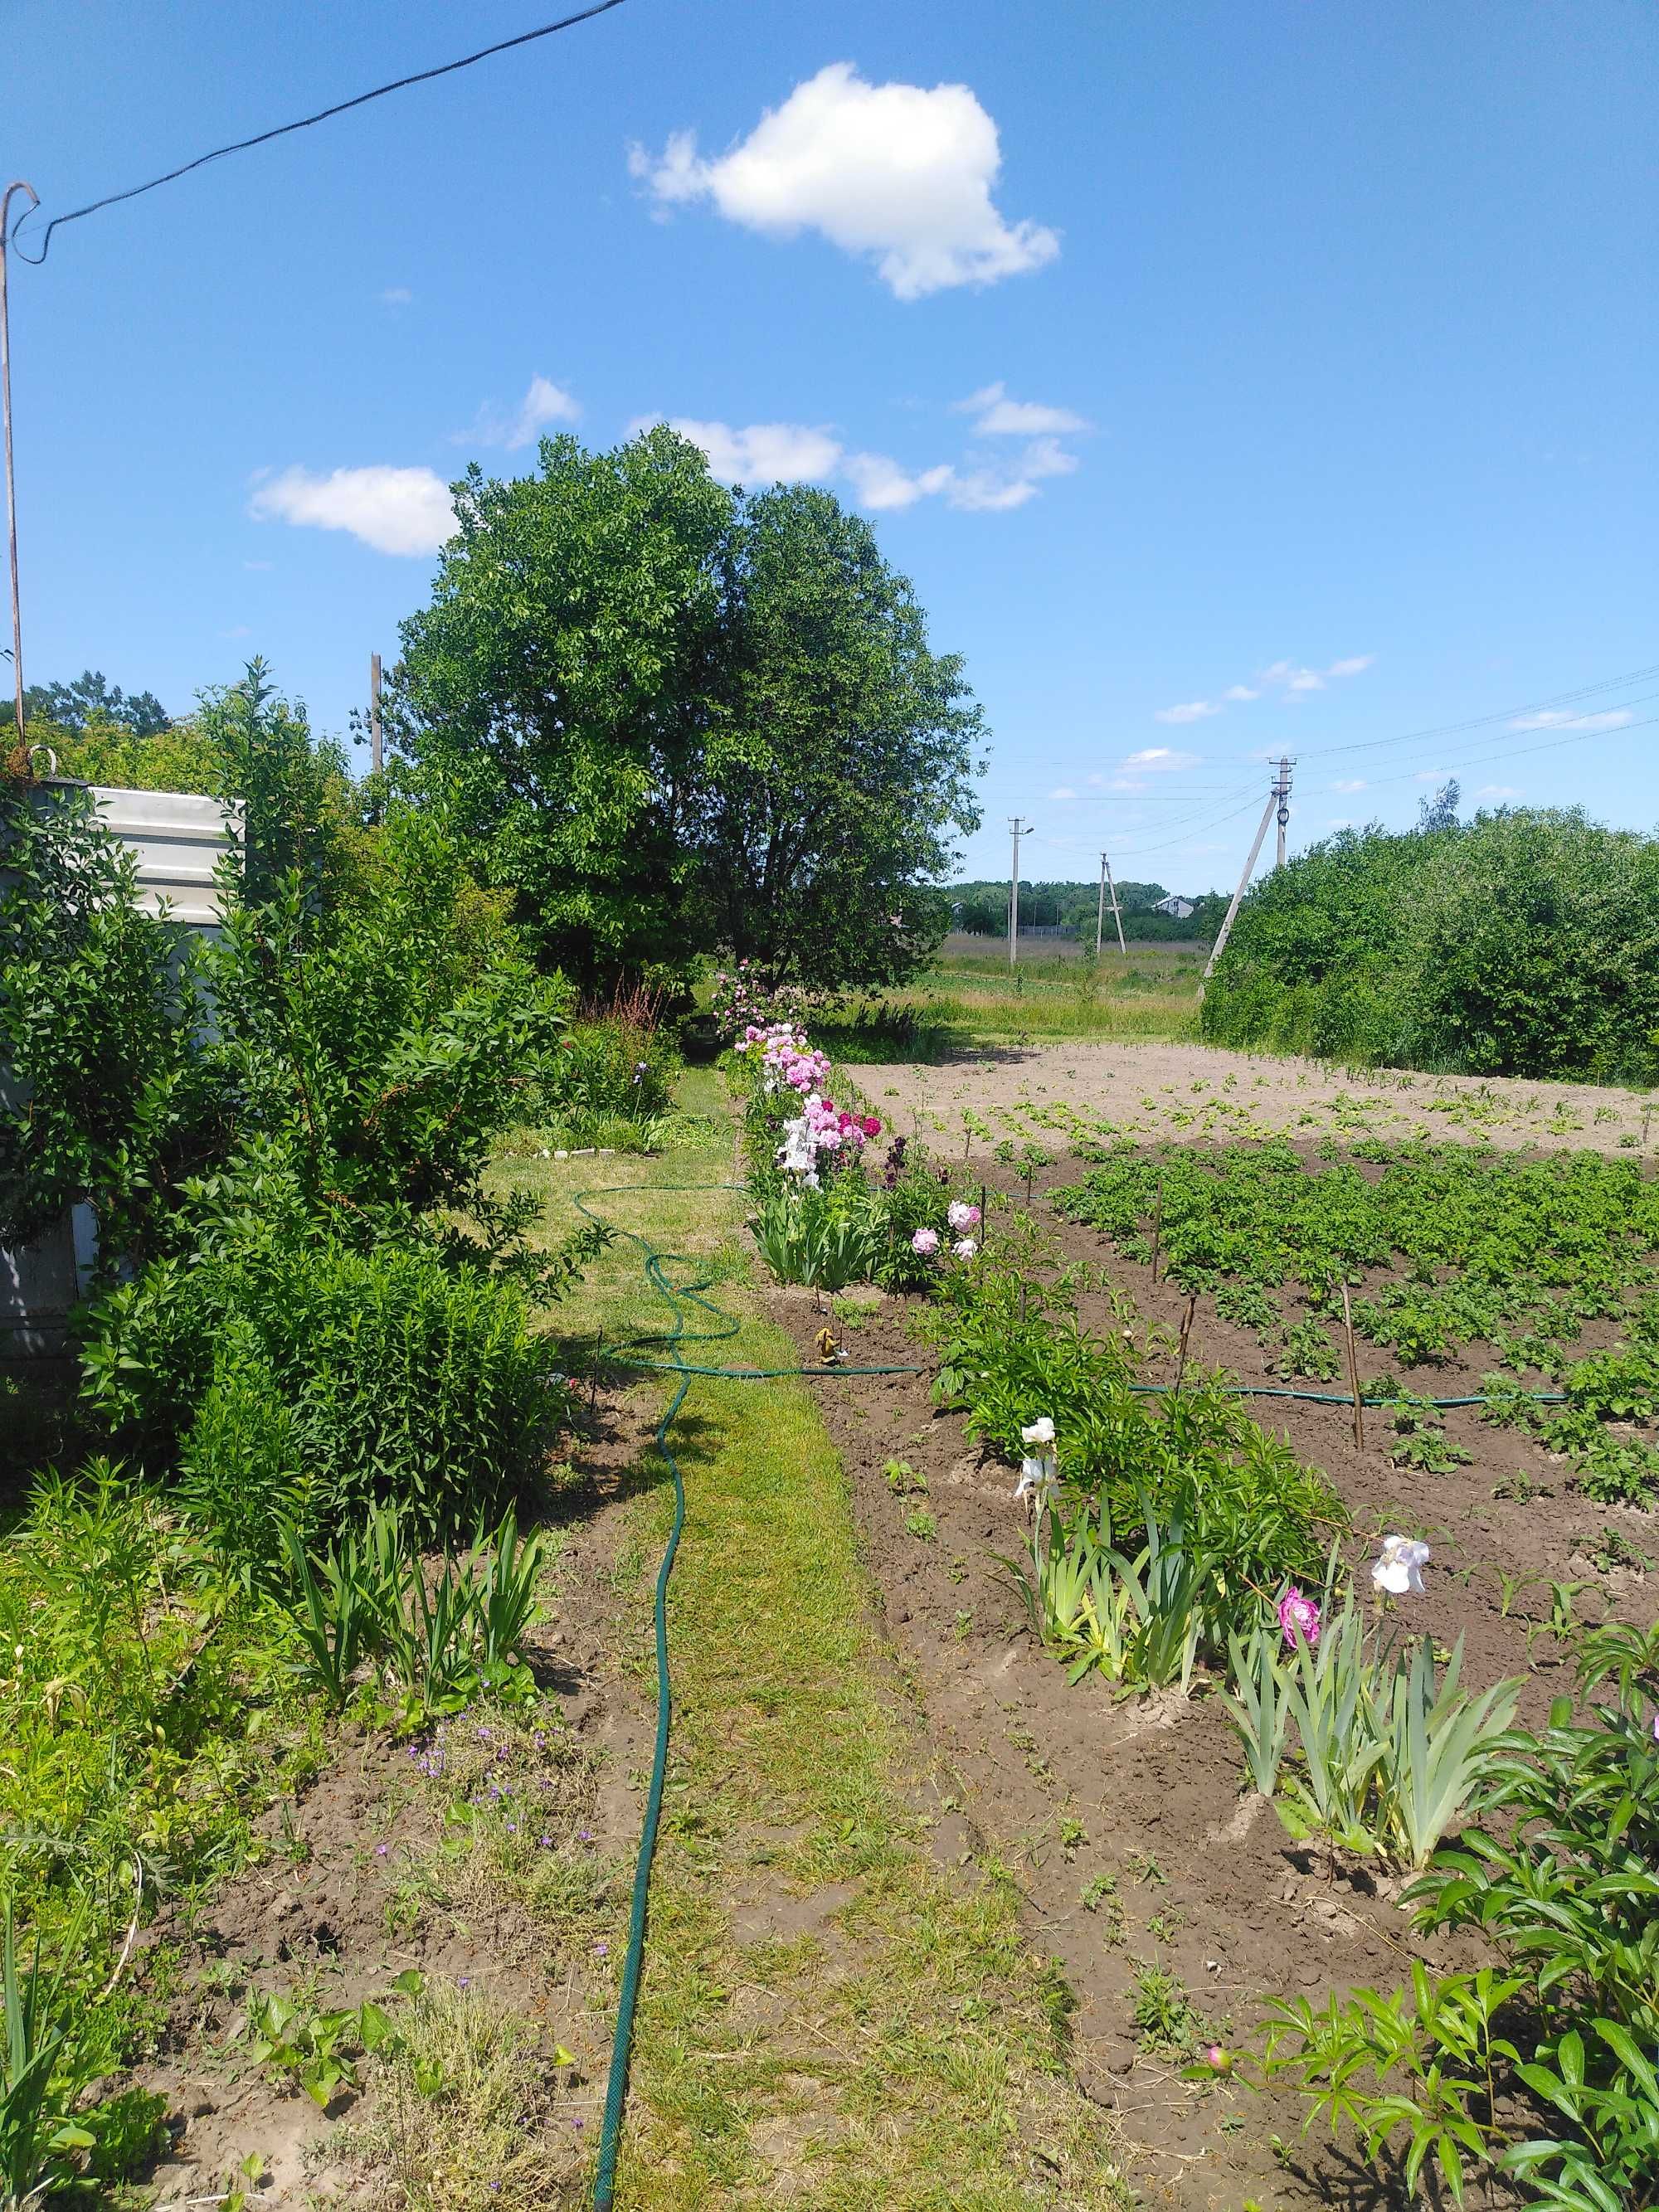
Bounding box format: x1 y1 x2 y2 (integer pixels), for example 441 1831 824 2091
494 1073 1126 2209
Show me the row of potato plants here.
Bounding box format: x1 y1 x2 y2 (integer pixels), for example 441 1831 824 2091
1055 1137 1659 1505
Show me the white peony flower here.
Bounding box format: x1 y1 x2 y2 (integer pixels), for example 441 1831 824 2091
1020 1417 1055 1447
1371 1534 1431 1597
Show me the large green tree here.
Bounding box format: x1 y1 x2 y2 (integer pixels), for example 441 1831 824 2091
703 483 984 984
393 430 985 989
395 428 731 986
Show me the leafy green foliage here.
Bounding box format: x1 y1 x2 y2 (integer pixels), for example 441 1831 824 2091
285 1508 543 1724
395 430 985 990
1005 1500 1206 1694
17 668 171 737
88 1237 572 1546
927 1264 1342 1636
1258 1614 1659 2209
1201 806 1659 1080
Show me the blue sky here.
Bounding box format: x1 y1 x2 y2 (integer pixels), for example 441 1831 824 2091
12 0 1657 892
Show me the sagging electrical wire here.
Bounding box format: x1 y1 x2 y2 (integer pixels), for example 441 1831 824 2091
11 0 628 265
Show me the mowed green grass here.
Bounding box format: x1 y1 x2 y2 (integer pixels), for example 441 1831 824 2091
490 1072 1126 2210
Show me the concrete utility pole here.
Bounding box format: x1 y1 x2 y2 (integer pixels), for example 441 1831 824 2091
1275 754 1293 868
1202 766 1281 984
370 652 383 775
1008 817 1032 968
1 181 40 754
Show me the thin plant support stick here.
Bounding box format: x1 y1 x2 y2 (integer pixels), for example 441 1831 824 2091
1175 1292 1198 1393
1149 1177 1165 1285
1340 1283 1365 1451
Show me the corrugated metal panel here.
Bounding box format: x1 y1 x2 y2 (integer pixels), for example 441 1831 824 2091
90 785 241 923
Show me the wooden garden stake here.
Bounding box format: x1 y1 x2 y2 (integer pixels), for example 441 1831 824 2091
591 1325 603 1420
1150 1176 1165 1284
1340 1283 1365 1451
1175 1291 1197 1393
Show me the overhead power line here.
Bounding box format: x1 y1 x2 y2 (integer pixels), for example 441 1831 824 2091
12 0 628 265
1293 658 1659 762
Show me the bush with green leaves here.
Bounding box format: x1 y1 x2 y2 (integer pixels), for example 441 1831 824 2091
85 1233 571 1548
1202 804 1659 1080
925 1262 1342 1649
1256 1615 1659 2210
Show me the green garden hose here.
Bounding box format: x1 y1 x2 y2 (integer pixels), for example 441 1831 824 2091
575 1185 926 2212
575 1179 1572 2206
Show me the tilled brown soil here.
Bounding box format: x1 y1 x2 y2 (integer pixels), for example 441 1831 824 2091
126 1420 658 2208
854 1039 1657 1157
759 1158 1655 2211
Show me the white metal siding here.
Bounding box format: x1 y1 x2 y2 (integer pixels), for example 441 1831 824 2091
90 785 241 924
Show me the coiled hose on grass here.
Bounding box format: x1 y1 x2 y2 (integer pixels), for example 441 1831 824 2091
575 1179 1570 2206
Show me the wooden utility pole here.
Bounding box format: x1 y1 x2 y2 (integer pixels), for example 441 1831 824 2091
1275 754 1293 869
1 181 40 759
1201 771 1280 984
369 652 383 775
1008 816 1032 968
1105 851 1126 955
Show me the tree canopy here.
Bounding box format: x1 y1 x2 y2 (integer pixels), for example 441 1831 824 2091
393 428 985 989
12 668 172 737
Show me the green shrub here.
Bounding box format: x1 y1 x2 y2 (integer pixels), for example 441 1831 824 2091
86 1241 570 1545
542 1009 680 1143
1203 807 1659 1081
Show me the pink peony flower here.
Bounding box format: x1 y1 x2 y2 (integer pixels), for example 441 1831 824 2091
1205 2044 1234 2073
912 1228 940 1256
1278 1586 1321 1650
862 1115 882 1137
952 1237 979 1261
946 1201 981 1232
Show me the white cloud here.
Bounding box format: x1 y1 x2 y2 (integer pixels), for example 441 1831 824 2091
644 412 1070 514
1223 683 1260 702
1332 777 1368 793
1509 707 1632 733
841 450 956 509
1261 659 1326 693
646 417 841 486
1048 785 1078 801
1477 783 1521 799
628 62 1059 299
954 381 1088 436
218 625 252 639
1154 700 1221 725
379 286 413 306
460 374 581 450
249 465 454 557
1259 654 1374 694
241 559 273 571
1122 746 1199 772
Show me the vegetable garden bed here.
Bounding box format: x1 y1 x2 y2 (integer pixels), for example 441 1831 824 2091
755 1137 1658 2208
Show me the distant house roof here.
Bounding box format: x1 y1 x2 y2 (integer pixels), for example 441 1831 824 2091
1152 893 1195 917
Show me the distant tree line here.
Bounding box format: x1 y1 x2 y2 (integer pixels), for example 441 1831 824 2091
951 877 1225 941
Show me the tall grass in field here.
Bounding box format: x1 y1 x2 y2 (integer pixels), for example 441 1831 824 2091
818 942 1206 1057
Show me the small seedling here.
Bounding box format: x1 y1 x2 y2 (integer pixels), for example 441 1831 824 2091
904 1509 937 1541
